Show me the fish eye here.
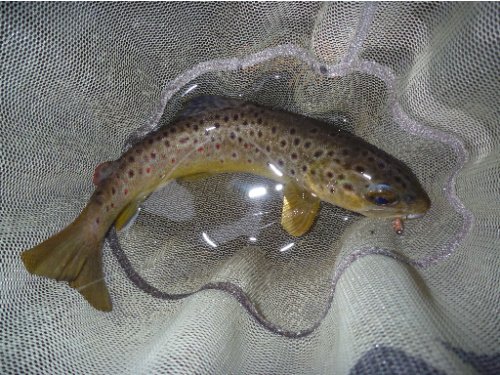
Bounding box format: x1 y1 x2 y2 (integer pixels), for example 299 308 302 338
366 183 399 206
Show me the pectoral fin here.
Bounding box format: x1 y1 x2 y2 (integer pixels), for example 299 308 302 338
281 183 321 237
115 201 140 231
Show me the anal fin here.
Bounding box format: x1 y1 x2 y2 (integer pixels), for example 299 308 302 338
281 183 321 237
115 201 140 231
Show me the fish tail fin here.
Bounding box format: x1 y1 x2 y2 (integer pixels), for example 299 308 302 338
21 217 112 311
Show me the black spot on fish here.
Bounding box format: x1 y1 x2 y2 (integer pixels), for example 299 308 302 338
310 128 318 134
272 126 277 134
327 150 334 157
250 130 255 136
230 132 236 139
368 156 374 162
314 150 323 158
164 140 170 147
257 118 262 124
280 140 287 147
327 171 334 178
378 162 386 169
214 123 220 128
290 169 295 175
302 165 307 172
193 124 199 131
342 149 349 156
304 141 311 149
258 130 263 138
278 160 284 166
291 153 298 160
355 166 365 173
343 183 353 191
128 170 134 178
128 156 135 162
338 174 345 180
266 145 271 152
243 120 248 126
290 128 296 135
233 114 239 121
148 139 154 145
294 138 300 146
224 116 229 122
169 127 176 134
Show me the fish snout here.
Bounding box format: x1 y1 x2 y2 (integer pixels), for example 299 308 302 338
403 191 431 219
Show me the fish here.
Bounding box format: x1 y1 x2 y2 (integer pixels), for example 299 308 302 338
21 95 431 311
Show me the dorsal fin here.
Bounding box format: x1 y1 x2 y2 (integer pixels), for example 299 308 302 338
178 96 243 119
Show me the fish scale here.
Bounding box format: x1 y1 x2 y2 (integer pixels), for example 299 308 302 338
20 95 430 311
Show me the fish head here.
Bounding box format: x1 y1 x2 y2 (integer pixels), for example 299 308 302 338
304 152 431 220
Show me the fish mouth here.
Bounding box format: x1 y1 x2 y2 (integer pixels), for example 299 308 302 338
405 213 425 219
361 207 428 219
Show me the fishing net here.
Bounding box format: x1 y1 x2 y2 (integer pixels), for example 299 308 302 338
1 2 499 374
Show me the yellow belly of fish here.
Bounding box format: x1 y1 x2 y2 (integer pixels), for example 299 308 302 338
115 158 320 238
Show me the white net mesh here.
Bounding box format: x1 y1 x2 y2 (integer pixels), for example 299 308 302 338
1 2 499 374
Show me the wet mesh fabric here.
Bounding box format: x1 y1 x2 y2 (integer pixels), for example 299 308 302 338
1 3 499 374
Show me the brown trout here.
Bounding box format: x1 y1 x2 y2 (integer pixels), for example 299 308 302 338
21 96 430 311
